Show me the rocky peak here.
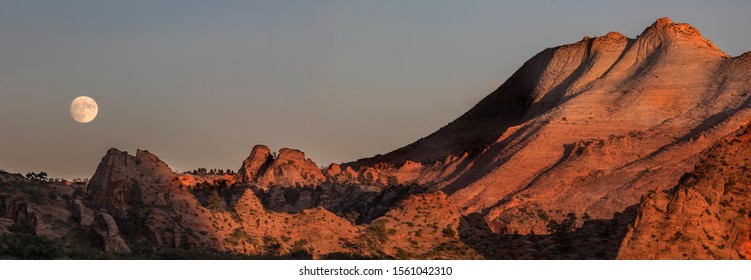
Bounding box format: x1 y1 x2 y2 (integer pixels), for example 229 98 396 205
237 145 273 183
595 32 628 43
651 16 673 28
86 148 135 214
637 17 727 57
134 149 175 177
258 147 326 188
323 163 342 177
276 148 308 163
235 145 326 188
87 148 179 217
135 149 162 165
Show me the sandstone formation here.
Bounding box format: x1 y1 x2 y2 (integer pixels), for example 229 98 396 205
236 145 273 183
78 147 412 257
236 146 326 189
90 212 130 253
343 17 751 235
73 199 94 227
618 124 751 259
1 199 48 235
2 17 750 260
69 147 479 258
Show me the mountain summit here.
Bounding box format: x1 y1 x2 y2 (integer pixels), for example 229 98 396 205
341 17 751 235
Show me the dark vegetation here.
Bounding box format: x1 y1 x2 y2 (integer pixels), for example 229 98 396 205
459 205 639 259
189 178 429 224
191 181 253 212
252 183 428 224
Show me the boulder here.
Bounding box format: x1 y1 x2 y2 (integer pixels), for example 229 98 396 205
90 212 130 254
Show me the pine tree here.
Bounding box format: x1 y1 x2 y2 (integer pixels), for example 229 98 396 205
207 189 223 211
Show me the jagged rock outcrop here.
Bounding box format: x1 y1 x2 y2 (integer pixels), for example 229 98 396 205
236 146 326 189
1 198 49 235
86 148 184 217
237 145 273 183
82 148 364 257
90 212 130 253
78 146 479 258
258 148 326 187
618 124 751 259
85 148 222 250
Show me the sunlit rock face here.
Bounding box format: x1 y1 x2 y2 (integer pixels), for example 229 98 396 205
343 17 751 235
618 124 751 260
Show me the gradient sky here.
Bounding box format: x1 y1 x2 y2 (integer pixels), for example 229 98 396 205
1 0 750 179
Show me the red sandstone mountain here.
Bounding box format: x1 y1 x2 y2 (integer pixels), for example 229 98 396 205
339 17 751 235
2 17 750 259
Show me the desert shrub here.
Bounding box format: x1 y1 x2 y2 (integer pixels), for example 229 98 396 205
206 189 223 211
70 211 81 223
395 247 415 259
344 211 359 223
24 172 49 182
287 248 312 259
441 226 457 238
319 252 379 260
0 232 63 259
123 208 146 238
546 212 577 252
263 236 282 256
71 187 83 198
284 188 300 204
126 181 143 206
9 221 36 235
291 239 309 251
367 220 389 243
386 176 399 187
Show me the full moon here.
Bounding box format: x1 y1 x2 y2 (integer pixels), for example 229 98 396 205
70 96 98 123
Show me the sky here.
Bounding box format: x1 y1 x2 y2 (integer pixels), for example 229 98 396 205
1 0 750 179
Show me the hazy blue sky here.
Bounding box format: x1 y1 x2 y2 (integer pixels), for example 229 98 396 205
1 0 750 179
